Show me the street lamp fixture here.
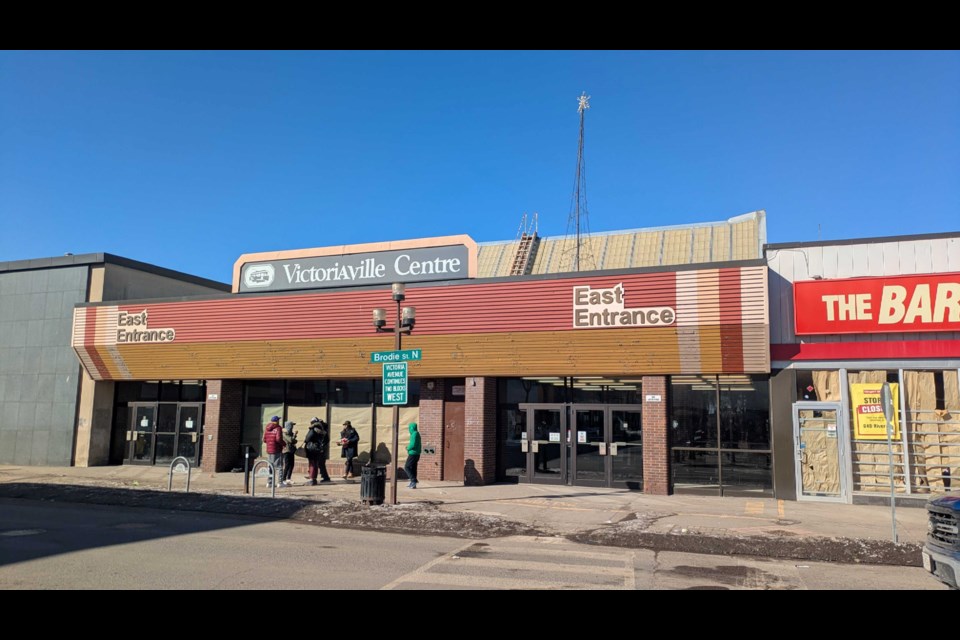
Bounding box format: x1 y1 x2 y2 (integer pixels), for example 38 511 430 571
371 283 417 505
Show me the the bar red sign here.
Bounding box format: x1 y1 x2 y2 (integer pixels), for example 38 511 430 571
794 272 960 335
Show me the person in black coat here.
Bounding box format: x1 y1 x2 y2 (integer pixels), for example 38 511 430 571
303 417 330 485
340 421 360 479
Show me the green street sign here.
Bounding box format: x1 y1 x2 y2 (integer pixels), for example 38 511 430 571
382 362 408 405
371 349 422 363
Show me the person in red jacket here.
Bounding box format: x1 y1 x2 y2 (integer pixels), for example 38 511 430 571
263 416 285 488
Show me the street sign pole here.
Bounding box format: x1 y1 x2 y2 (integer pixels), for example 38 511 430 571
382 360 409 505
391 312 401 506
881 382 898 543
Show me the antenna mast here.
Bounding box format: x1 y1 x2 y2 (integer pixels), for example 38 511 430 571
563 92 595 272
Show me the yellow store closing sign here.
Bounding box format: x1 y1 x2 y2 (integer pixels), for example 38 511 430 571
850 383 900 440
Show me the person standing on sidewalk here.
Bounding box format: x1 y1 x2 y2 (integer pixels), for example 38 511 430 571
281 421 298 487
340 421 360 479
304 417 331 485
263 416 285 488
404 422 421 489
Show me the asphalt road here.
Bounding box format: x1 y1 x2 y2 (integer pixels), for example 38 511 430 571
0 499 946 590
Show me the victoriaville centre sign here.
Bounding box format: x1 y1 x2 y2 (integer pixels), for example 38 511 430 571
233 235 478 293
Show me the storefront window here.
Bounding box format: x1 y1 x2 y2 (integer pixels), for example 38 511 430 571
721 452 773 495
569 386 604 403
670 375 772 496
180 381 205 402
796 370 841 403
672 449 719 494
904 370 960 494
498 379 566 404
671 376 717 449
243 381 284 455
160 380 180 401
497 378 642 407
719 375 770 450
116 381 162 403
847 370 905 494
246 380 284 406
500 408 527 478
286 380 328 406
139 381 159 401
332 380 374 404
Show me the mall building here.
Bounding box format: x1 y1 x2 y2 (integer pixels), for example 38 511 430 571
4 212 958 502
64 211 771 495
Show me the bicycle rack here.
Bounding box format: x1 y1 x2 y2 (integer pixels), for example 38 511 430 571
167 456 192 492
251 460 276 498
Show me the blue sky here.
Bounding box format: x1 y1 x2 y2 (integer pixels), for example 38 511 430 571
2 51 958 284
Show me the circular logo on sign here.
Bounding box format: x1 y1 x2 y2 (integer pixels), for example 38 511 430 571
244 264 275 288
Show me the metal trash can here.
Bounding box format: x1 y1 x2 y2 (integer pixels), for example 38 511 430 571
360 464 386 505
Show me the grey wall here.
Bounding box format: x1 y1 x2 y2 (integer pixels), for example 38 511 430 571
102 264 226 301
770 368 797 500
767 236 960 346
0 266 89 465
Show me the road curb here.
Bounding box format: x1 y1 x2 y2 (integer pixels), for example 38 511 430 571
568 529 922 566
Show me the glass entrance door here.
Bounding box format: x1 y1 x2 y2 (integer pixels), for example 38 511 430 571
154 403 178 464
126 402 203 466
519 403 644 488
128 404 156 464
571 406 606 486
532 407 566 484
176 404 203 464
611 407 643 489
519 404 567 484
793 402 846 501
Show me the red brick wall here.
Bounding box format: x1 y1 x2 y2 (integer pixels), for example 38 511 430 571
464 377 496 485
202 380 243 473
642 376 670 495
417 379 444 481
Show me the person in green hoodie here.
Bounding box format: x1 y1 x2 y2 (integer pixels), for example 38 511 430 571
404 422 422 489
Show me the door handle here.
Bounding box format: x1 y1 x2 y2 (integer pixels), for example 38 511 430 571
191 433 198 443
610 443 618 456
532 441 540 453
126 431 134 442
521 440 529 453
598 442 607 455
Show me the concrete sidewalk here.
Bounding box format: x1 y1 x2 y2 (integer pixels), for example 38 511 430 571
0 464 932 566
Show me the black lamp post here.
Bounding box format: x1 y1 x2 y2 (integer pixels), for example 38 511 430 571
372 282 416 505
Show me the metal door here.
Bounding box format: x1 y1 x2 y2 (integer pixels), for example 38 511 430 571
793 402 846 501
443 402 465 482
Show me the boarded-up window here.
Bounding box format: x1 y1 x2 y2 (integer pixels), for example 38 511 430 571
374 406 421 465
330 405 373 463
905 370 960 494
848 370 905 493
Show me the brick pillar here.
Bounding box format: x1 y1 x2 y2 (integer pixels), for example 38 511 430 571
417 379 444 481
464 377 496 486
202 380 243 473
642 376 670 495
